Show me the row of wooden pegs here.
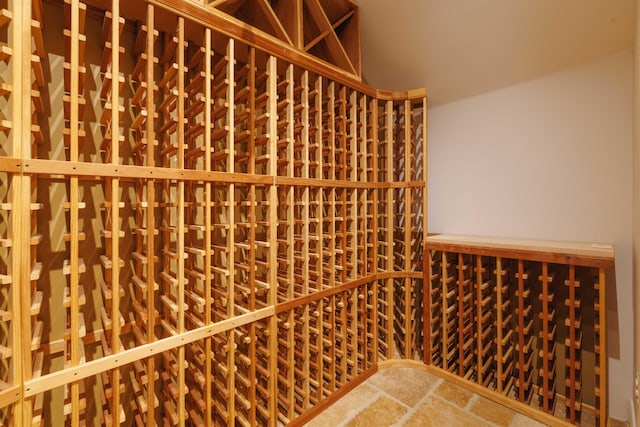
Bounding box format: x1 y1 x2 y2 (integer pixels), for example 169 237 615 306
277 282 377 424
427 250 605 426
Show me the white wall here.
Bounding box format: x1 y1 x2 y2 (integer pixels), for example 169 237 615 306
428 51 634 419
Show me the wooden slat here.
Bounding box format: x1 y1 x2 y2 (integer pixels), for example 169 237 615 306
109 2 121 424
303 0 355 74
539 262 553 413
566 265 578 423
13 0 31 424
494 257 504 394
145 6 157 426
24 307 275 397
176 17 187 426
255 0 293 45
226 37 236 424
266 54 279 427
404 100 412 359
203 25 213 427
597 267 607 427
426 234 614 268
384 99 394 359
68 1 82 424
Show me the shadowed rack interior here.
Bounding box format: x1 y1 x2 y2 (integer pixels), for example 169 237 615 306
0 0 427 425
424 234 614 427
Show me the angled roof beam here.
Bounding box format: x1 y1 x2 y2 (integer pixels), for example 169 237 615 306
304 8 354 51
255 0 293 45
304 0 355 73
208 0 245 15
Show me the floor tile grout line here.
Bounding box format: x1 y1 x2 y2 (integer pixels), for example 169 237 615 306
304 367 550 427
465 393 480 411
429 393 502 427
389 379 443 427
373 388 414 410
335 390 384 427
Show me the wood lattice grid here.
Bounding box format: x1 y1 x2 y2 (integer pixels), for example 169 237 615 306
425 236 613 427
205 0 361 77
0 0 428 425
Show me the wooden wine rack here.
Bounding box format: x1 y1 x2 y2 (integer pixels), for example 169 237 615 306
424 234 614 427
0 0 427 425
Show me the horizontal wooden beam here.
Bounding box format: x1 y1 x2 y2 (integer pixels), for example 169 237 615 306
0 385 20 409
275 271 422 314
426 234 615 268
22 159 274 184
0 156 22 173
0 158 426 190
24 306 275 397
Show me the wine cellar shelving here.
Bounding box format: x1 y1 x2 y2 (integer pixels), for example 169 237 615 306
0 0 427 425
425 234 613 427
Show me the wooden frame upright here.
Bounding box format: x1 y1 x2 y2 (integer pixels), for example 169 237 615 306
0 0 428 425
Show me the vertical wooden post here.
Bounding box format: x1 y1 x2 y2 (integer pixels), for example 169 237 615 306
226 37 236 425
495 257 504 394
203 27 213 426
247 46 257 427
327 82 336 290
176 16 187 427
423 248 431 365
315 75 323 294
110 0 121 423
421 97 429 363
286 64 295 300
540 262 552 413
315 74 324 401
422 97 428 250
69 2 81 424
475 256 483 383
441 252 450 371
300 69 311 410
403 99 412 359
566 265 577 423
384 99 393 358
266 54 278 427
15 0 30 424
598 267 607 427
144 6 156 425
370 97 379 366
516 259 526 402
349 90 357 283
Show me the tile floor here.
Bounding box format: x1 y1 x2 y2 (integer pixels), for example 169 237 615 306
303 366 628 427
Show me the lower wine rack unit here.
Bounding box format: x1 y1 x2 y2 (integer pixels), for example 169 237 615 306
424 234 614 427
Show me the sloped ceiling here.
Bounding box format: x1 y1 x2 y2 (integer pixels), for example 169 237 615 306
359 0 635 105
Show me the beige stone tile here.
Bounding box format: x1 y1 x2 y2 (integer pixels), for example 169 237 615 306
403 396 490 427
469 396 517 426
609 418 629 427
366 368 439 407
433 381 473 408
304 384 378 427
509 413 550 427
344 396 409 427
580 410 595 427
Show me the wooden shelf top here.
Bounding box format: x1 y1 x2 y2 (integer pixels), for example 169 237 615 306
425 234 615 268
